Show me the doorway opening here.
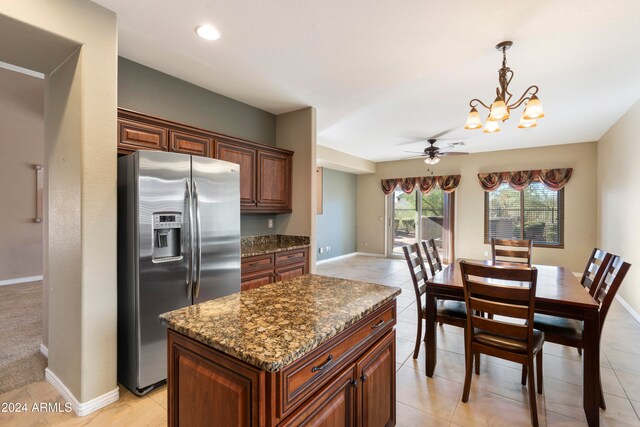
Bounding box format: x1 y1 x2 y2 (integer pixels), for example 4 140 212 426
388 187 455 263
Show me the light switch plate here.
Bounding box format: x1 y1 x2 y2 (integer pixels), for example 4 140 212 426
267 218 274 228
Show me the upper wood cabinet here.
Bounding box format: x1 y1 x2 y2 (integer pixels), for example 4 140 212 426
118 119 168 154
215 139 257 208
258 150 292 212
117 109 293 214
170 130 212 157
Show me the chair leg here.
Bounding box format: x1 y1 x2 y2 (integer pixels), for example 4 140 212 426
474 352 480 375
413 317 423 359
527 362 539 427
521 364 527 386
462 347 473 403
599 368 607 410
536 352 543 394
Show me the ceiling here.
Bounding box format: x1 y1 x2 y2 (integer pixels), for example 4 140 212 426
93 0 640 162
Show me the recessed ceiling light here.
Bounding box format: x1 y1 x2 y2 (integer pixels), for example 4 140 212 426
195 24 221 41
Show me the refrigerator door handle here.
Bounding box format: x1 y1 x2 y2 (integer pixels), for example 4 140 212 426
193 181 203 299
186 180 194 301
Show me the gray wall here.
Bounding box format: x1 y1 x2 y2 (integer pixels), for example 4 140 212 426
316 168 357 261
118 57 278 236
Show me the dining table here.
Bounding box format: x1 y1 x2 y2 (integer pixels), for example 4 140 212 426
424 259 601 427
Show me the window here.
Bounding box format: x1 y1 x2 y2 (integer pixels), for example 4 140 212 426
390 188 455 262
484 181 564 247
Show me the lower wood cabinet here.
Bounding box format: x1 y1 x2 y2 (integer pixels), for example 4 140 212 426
167 301 397 427
241 248 309 292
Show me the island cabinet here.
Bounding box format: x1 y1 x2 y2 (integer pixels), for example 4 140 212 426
166 299 397 427
117 108 293 213
241 247 309 292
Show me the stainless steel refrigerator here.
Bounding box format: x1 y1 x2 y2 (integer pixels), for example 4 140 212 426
117 150 240 395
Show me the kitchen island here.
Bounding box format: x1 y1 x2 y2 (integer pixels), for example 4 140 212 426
159 274 401 427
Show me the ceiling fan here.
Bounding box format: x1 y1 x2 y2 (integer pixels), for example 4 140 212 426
405 138 469 165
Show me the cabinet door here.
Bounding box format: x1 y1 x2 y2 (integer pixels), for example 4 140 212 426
280 367 356 427
275 263 306 282
241 270 273 291
257 150 291 211
118 119 168 154
168 330 263 427
170 130 212 157
356 330 396 427
216 140 257 208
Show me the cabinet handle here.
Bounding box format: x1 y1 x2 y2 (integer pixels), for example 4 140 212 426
371 319 386 329
360 374 368 382
311 355 333 373
350 378 358 388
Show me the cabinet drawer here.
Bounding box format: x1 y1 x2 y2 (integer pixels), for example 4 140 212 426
241 270 273 292
277 301 396 417
276 263 306 282
241 254 274 273
275 249 307 266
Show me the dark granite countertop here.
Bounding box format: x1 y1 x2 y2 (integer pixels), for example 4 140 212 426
159 274 401 372
241 234 310 257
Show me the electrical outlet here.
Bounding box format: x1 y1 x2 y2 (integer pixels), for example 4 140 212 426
267 218 273 229
326 246 331 252
319 247 324 254
484 250 489 257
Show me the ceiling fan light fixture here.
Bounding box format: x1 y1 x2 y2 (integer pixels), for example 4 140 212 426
424 156 441 165
522 94 545 120
489 97 509 121
483 116 500 133
464 107 483 130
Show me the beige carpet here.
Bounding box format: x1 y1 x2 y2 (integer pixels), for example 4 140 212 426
0 281 47 394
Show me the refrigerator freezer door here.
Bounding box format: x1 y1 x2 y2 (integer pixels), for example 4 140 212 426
191 156 241 304
136 151 192 390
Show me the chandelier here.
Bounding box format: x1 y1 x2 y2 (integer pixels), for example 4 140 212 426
464 41 544 133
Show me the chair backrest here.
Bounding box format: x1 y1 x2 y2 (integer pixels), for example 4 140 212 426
460 260 538 349
491 238 533 266
421 239 443 276
592 255 631 331
581 248 613 296
402 243 428 304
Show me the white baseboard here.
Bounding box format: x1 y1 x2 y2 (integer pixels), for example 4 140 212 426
45 368 119 417
354 252 385 258
615 295 640 325
40 344 48 359
0 275 43 287
316 252 358 265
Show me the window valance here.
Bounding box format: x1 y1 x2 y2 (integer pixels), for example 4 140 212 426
380 175 461 195
477 168 572 192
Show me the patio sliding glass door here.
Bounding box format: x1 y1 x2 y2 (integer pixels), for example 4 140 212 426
388 187 454 263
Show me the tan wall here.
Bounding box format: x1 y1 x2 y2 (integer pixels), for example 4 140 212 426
597 98 640 316
0 67 44 282
2 0 118 404
275 108 318 271
358 142 598 272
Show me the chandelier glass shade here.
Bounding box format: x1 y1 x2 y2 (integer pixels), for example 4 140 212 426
466 41 544 131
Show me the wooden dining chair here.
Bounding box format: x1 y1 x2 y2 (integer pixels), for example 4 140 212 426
491 238 533 266
460 260 543 427
580 248 613 296
421 239 443 276
533 255 631 410
402 244 475 364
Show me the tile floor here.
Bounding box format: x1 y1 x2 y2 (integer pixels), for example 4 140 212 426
1 255 639 426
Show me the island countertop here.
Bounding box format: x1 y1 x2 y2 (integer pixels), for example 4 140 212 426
159 274 401 372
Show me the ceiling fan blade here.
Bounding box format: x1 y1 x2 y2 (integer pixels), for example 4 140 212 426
438 152 469 156
404 150 426 154
429 128 457 140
